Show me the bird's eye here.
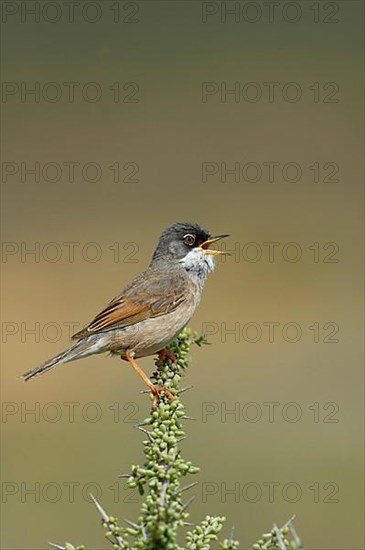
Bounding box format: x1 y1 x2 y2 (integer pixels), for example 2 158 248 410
183 234 196 246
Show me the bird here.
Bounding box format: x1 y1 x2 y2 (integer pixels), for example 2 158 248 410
22 222 229 406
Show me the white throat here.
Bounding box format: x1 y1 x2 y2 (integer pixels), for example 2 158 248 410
179 248 215 286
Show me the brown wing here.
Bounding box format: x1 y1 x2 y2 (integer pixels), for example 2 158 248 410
72 268 186 340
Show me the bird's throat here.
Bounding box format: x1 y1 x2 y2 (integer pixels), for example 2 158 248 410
179 248 215 287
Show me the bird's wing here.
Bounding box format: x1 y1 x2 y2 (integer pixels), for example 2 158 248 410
72 268 187 339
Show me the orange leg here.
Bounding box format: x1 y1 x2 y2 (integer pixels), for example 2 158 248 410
125 351 175 408
156 348 177 367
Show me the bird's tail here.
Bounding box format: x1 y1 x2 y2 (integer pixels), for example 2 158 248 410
21 336 103 382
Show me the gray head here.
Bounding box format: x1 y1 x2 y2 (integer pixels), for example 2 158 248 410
151 222 229 281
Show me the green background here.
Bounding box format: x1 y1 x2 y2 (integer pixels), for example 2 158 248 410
1 1 364 549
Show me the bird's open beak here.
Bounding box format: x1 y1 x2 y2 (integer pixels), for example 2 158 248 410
199 234 230 255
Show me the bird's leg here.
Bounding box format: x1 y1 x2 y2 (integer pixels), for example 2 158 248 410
156 348 177 367
124 351 175 409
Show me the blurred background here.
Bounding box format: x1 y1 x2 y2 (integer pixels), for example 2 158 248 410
1 1 364 548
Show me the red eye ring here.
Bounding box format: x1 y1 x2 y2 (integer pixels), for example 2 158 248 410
183 234 195 246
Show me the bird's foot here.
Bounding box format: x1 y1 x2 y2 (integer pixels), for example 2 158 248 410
151 384 176 409
156 348 177 367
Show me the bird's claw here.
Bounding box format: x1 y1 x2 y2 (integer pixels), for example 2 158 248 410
151 385 176 409
156 348 177 367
